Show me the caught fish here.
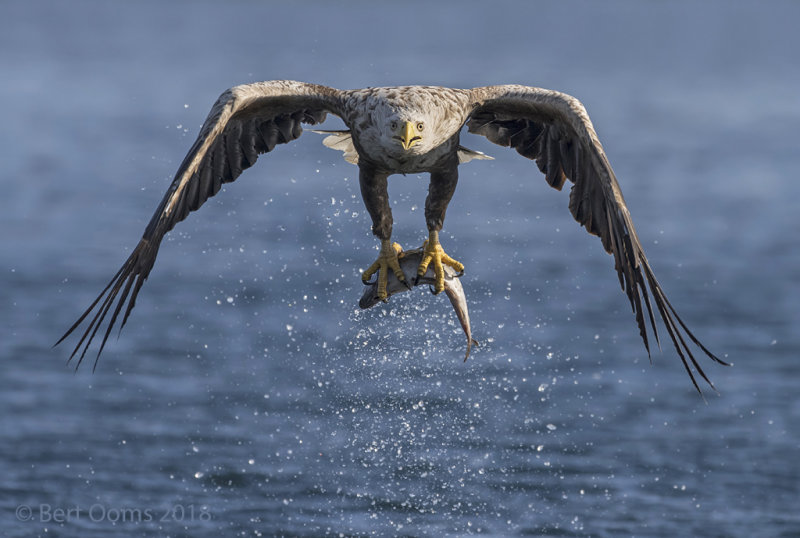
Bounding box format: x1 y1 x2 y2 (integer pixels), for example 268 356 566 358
359 247 479 360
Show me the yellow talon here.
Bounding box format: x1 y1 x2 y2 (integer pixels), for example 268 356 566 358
362 240 407 301
416 230 464 294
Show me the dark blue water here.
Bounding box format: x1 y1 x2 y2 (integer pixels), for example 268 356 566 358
2 1 799 536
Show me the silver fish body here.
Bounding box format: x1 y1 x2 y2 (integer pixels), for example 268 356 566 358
359 248 478 360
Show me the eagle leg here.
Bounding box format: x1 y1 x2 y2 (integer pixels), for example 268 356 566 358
358 166 411 300
416 167 463 293
362 240 409 301
416 230 464 294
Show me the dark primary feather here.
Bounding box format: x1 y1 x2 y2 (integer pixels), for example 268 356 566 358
467 86 727 393
56 81 342 369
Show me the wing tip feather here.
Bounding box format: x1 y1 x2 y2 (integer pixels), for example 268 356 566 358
56 239 156 371
637 255 726 395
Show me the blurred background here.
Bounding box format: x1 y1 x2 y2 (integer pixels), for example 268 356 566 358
2 0 798 536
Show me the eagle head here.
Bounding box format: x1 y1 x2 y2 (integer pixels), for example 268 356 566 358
358 90 460 167
389 119 425 151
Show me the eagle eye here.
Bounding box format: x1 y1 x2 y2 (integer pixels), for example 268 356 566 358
416 122 425 132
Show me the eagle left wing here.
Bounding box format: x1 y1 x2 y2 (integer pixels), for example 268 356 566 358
57 80 345 369
466 85 726 393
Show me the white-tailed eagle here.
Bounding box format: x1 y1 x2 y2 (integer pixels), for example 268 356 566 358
56 80 726 392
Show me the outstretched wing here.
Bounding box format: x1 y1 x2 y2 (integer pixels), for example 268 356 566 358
57 80 345 369
466 85 727 393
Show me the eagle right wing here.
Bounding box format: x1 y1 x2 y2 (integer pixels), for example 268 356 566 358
57 80 345 369
466 85 727 393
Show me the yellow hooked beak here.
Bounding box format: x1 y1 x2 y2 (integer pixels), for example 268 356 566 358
398 121 422 150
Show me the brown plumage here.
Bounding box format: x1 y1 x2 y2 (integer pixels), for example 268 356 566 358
56 80 726 392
